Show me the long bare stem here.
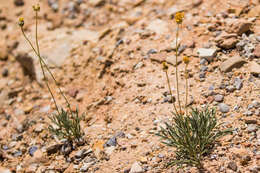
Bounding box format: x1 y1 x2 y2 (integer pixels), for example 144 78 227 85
165 71 179 115
175 24 182 114
21 27 60 114
34 11 72 114
185 64 188 116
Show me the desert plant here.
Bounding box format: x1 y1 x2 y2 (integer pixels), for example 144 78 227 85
156 12 231 170
48 108 83 142
157 107 231 169
18 4 84 143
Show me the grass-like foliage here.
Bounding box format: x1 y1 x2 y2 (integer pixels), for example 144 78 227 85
157 107 231 169
49 109 84 142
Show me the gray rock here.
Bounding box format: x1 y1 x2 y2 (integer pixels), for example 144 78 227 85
48 0 59 12
130 161 143 173
219 103 230 113
227 161 237 171
61 142 72 155
236 41 246 51
104 136 117 147
163 95 175 103
226 85 236 92
234 78 243 90
147 49 157 55
247 104 254 110
134 62 144 70
29 146 38 156
243 110 253 116
11 134 23 141
80 162 95 172
214 94 224 102
252 100 260 108
199 72 206 78
200 66 208 72
197 48 217 61
13 150 22 157
200 58 208 65
247 124 257 132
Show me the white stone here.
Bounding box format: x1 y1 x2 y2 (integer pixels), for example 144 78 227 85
197 48 217 61
130 161 143 173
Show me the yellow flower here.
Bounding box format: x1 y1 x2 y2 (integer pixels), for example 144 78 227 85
183 56 190 64
162 61 169 71
33 4 40 11
18 17 24 27
175 12 184 24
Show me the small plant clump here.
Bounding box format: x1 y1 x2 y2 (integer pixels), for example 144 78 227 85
156 11 231 169
18 4 84 144
49 108 84 143
157 107 231 168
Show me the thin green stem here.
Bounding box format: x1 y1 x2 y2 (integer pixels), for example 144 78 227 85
165 71 179 115
34 11 73 114
175 24 182 114
21 27 60 114
185 64 188 116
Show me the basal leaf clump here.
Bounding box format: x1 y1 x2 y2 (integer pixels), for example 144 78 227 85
157 107 231 168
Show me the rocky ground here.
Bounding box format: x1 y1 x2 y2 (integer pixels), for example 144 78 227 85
0 0 260 172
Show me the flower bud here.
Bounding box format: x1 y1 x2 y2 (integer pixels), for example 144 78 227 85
175 12 184 24
18 17 24 27
33 4 40 11
183 56 190 64
162 61 169 71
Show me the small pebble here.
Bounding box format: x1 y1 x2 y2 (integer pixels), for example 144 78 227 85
247 124 257 132
200 66 208 72
199 72 206 78
147 49 157 55
104 136 117 147
29 146 38 156
214 94 224 102
219 103 230 113
2 68 8 77
234 78 243 90
252 100 260 108
227 161 237 171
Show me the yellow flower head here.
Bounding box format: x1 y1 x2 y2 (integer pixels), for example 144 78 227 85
175 11 184 24
183 56 190 64
18 17 24 27
33 4 40 11
162 61 169 71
